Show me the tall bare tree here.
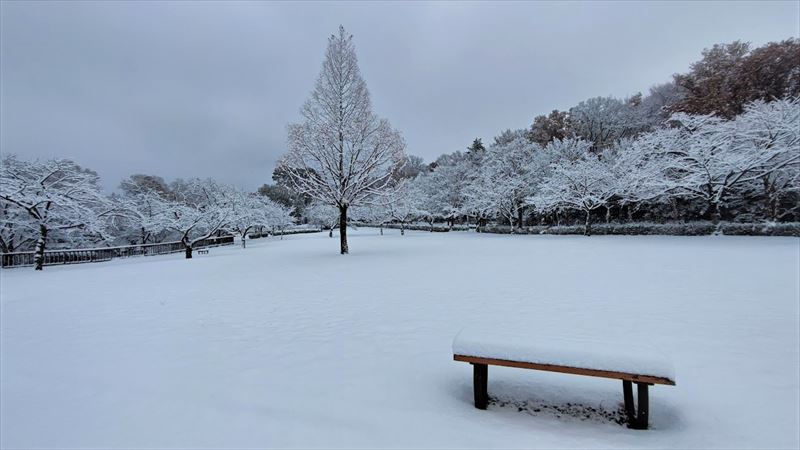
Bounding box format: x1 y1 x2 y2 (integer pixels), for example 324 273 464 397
278 26 406 254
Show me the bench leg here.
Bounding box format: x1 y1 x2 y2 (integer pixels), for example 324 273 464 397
472 363 488 410
623 380 635 418
623 380 650 430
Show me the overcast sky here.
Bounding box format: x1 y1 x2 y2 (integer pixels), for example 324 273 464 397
1 1 798 191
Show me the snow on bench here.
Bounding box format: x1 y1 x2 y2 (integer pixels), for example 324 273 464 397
452 328 676 430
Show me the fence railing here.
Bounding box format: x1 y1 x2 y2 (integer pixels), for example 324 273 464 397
1 236 234 269
248 227 322 239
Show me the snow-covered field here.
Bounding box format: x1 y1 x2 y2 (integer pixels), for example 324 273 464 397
1 229 798 448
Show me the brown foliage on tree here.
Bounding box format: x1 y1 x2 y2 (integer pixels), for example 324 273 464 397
737 39 800 105
672 39 800 118
529 110 570 146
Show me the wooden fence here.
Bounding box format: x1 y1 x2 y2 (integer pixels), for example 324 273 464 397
1 236 234 269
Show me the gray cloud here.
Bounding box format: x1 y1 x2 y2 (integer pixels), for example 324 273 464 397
2 1 798 191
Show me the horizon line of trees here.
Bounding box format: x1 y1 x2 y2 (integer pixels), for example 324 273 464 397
259 38 800 235
0 160 294 270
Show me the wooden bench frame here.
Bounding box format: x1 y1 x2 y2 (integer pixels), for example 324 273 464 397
454 354 675 430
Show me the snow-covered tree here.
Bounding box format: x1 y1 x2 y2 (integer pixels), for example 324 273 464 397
656 113 739 223
0 156 114 269
638 81 687 126
109 174 177 245
730 99 800 220
404 171 452 231
599 138 671 221
640 98 800 224
461 185 495 231
264 198 295 238
163 178 231 259
530 151 619 236
305 201 341 238
466 137 542 230
543 137 593 163
348 203 389 234
113 190 171 245
0 199 37 253
277 26 406 254
225 187 293 248
568 96 631 150
370 182 425 235
420 158 475 229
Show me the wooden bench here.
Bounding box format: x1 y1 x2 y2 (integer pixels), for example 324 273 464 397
197 249 209 255
453 329 675 430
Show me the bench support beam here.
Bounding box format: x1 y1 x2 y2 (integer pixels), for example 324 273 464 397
623 380 649 430
472 363 488 410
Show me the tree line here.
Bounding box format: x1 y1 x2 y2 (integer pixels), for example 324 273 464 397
264 37 800 238
0 159 293 270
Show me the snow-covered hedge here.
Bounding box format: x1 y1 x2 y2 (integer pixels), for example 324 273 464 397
248 227 322 239
480 222 800 236
718 223 800 236
360 222 471 232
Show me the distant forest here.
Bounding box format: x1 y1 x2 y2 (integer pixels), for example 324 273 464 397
262 38 800 233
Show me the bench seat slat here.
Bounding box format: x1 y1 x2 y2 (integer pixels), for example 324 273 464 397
452 329 676 384
454 354 675 385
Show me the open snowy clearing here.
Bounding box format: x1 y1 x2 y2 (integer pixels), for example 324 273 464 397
1 229 798 448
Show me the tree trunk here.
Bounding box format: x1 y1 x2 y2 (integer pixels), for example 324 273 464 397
710 200 722 225
605 205 611 224
185 244 193 259
329 227 333 238
380 224 383 235
770 196 779 221
517 208 524 230
401 222 405 235
33 224 47 271
339 205 349 254
241 235 246 248
584 209 592 236
669 198 679 222
763 178 778 221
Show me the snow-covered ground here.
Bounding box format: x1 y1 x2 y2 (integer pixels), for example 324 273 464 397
1 229 798 448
